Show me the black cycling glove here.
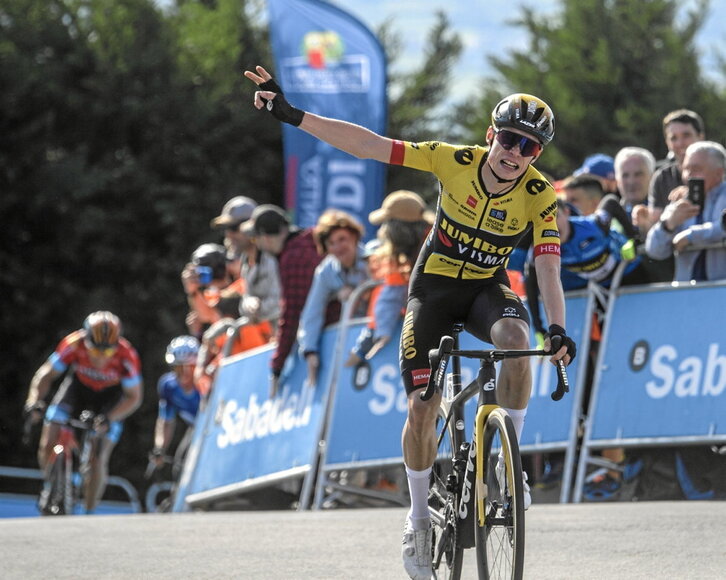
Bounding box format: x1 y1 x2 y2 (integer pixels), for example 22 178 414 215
547 324 577 363
93 414 110 432
259 78 305 127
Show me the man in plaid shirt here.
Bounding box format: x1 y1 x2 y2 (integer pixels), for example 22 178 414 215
243 204 332 396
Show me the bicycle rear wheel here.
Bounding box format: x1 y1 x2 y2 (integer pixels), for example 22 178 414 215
475 408 525 580
429 405 464 580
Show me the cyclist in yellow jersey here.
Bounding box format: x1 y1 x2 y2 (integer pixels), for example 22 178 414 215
245 66 576 580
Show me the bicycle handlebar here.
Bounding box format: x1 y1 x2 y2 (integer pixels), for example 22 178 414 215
420 335 570 402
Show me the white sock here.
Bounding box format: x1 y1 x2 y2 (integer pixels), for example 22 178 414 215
502 407 527 443
405 465 432 529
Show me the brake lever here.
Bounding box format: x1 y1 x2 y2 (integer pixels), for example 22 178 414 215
420 336 454 401
548 335 570 401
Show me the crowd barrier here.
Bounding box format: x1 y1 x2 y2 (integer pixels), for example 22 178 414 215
572 279 726 502
173 278 726 511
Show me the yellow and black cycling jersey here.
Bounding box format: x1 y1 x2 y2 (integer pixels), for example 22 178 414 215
389 139 561 280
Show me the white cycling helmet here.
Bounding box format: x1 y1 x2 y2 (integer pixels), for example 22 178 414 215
165 335 200 365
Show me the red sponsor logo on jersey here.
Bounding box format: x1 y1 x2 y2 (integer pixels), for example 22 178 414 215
411 369 430 387
544 215 554 222
437 228 453 247
534 243 561 256
466 195 478 208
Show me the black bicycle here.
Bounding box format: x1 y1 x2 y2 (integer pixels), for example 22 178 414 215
422 324 569 579
39 410 98 516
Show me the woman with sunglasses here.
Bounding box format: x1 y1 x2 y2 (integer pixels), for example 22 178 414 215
245 66 576 580
24 310 143 515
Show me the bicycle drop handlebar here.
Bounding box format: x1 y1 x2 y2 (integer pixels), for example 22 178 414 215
420 334 570 402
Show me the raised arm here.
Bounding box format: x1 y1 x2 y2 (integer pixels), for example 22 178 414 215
244 65 393 163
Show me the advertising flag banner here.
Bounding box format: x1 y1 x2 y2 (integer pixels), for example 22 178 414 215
268 0 387 235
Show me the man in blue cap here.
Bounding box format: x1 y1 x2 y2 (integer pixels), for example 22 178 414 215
574 153 617 194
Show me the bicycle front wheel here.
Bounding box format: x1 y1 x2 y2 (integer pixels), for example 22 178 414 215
45 452 69 516
429 405 464 580
475 408 525 580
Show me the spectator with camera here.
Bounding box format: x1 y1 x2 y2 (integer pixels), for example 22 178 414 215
648 109 706 224
646 141 726 282
181 243 233 338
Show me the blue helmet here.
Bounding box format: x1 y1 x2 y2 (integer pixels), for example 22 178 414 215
165 335 200 365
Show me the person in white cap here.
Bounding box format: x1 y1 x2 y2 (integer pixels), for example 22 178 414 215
210 196 258 267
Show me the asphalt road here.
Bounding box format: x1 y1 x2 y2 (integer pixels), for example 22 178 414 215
1 502 724 579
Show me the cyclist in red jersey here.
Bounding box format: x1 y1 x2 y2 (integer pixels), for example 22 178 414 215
24 311 143 514
245 65 576 579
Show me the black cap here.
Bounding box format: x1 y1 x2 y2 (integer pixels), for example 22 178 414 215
241 204 290 235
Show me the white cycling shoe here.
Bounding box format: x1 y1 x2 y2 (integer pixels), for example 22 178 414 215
496 459 532 510
401 516 432 580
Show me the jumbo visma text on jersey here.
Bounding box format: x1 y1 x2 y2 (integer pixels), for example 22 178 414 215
390 140 560 280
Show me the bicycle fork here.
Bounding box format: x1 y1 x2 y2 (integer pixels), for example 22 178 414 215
454 360 499 547
473 361 499 528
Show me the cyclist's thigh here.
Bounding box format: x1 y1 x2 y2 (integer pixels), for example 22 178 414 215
465 271 530 344
400 273 479 395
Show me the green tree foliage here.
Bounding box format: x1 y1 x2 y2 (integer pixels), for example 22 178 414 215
0 0 275 486
455 0 725 177
378 11 463 202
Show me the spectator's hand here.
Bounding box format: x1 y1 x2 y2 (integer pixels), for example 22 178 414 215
185 310 202 337
667 185 688 202
344 351 362 367
305 353 320 386
181 263 201 295
660 198 700 231
337 285 354 303
241 295 261 318
631 204 651 232
672 229 692 252
365 336 390 360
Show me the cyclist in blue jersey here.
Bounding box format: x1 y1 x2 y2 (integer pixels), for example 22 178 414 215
149 336 201 477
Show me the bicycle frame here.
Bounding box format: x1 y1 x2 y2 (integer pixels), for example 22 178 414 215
433 331 507 543
425 325 570 578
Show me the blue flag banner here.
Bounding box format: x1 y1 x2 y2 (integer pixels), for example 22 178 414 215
267 0 387 236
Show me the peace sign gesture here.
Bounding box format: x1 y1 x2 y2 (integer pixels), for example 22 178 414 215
243 65 304 126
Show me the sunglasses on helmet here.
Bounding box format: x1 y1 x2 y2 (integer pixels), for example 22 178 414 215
494 129 543 157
